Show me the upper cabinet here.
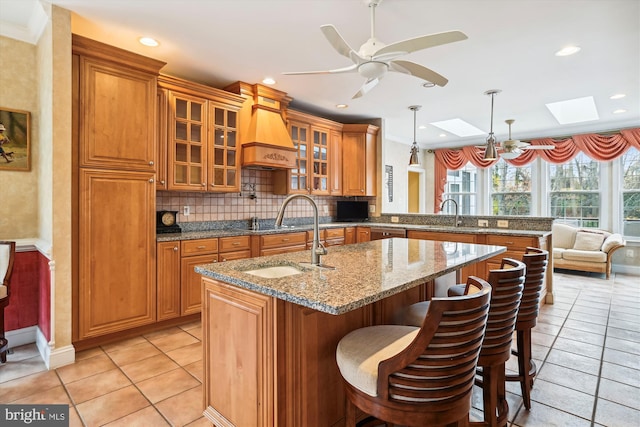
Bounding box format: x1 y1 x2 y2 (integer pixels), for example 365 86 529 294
158 75 245 192
273 110 343 195
74 35 163 172
342 124 379 196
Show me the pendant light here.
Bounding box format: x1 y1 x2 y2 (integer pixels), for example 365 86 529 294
483 89 501 161
408 105 421 165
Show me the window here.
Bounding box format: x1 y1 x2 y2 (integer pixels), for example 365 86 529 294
549 152 600 227
622 147 640 237
491 160 532 215
443 163 477 215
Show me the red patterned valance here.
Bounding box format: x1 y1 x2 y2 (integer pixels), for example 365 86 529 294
433 128 640 212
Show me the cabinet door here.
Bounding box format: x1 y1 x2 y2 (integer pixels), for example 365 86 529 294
329 130 342 195
345 227 356 245
342 132 366 196
208 103 240 192
78 169 156 339
182 254 218 315
79 57 157 171
288 121 311 193
168 91 208 191
157 241 181 321
310 126 330 195
356 227 371 242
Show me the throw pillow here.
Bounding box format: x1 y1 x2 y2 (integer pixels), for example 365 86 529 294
573 231 605 251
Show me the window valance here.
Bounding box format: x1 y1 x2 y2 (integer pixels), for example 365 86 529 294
433 128 640 212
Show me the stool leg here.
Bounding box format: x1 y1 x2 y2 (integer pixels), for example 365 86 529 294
481 366 499 427
519 329 535 410
345 397 357 427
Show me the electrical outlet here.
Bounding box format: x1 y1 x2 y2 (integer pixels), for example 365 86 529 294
478 219 489 227
391 216 399 223
369 204 376 213
323 205 328 215
626 249 634 258
183 205 190 216
497 220 509 228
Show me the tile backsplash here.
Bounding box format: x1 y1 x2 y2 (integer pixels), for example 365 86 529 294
157 169 363 223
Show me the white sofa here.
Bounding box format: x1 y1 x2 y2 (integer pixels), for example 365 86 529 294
552 223 625 279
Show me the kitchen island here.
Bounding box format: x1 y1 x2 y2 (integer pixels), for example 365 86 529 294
195 238 505 427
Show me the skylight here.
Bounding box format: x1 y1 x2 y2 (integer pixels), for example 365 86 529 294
429 119 485 137
545 96 599 124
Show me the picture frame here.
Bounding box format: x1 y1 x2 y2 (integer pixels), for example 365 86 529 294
0 107 31 171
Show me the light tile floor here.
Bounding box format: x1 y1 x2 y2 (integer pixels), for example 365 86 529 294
0 271 638 426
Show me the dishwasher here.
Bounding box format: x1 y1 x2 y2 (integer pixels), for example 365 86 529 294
370 226 407 240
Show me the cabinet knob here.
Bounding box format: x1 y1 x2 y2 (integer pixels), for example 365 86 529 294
160 180 165 185
149 161 154 166
197 245 206 249
202 183 206 186
232 242 240 246
149 178 154 183
361 189 364 193
222 258 227 262
173 246 178 251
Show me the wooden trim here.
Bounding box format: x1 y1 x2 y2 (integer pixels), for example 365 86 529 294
72 34 165 74
158 74 245 107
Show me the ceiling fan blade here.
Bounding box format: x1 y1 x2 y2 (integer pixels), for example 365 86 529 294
389 60 448 86
282 64 358 75
352 77 381 99
320 24 358 60
523 145 556 150
373 30 468 58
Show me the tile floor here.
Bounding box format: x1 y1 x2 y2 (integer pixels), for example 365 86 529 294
0 271 639 426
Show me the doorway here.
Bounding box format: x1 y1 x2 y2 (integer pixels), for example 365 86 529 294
408 169 423 213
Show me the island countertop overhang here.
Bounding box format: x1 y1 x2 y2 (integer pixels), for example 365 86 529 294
195 238 506 315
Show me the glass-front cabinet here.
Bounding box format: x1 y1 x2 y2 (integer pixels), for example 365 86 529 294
160 75 244 193
169 91 207 191
275 110 340 195
209 103 239 192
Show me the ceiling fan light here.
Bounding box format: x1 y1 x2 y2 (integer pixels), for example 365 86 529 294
499 150 520 160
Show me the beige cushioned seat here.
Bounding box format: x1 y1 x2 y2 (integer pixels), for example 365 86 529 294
336 325 419 397
562 249 607 263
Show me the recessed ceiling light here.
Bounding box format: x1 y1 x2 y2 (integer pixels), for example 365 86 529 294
613 109 627 114
336 104 348 109
262 77 276 85
610 93 626 100
418 125 427 130
545 96 599 124
430 119 485 137
422 82 436 88
555 45 581 56
439 133 447 137
138 37 159 47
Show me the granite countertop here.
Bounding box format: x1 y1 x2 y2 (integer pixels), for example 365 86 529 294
157 221 551 242
194 238 505 315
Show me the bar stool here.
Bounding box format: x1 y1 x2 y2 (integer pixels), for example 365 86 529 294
400 258 525 427
506 247 548 410
0 241 16 363
336 276 491 427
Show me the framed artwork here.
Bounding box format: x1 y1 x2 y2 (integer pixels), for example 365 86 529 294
0 107 31 171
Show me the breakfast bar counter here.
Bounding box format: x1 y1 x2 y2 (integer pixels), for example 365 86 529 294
196 239 505 427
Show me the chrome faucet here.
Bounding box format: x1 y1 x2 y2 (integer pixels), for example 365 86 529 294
275 194 327 266
441 198 462 227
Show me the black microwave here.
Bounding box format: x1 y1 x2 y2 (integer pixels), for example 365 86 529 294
336 201 369 222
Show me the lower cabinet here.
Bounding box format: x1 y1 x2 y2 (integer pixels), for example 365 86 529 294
356 226 371 242
260 232 307 256
157 241 181 321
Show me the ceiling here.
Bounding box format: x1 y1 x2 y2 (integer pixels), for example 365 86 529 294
2 0 639 150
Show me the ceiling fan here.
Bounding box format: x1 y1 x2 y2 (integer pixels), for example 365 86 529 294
282 0 468 99
499 119 555 159
478 89 554 160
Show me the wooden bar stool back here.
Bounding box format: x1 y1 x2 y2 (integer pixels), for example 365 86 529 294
336 276 491 427
505 247 548 410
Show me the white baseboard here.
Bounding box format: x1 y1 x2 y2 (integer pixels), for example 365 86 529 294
5 326 38 347
613 264 640 276
35 328 75 370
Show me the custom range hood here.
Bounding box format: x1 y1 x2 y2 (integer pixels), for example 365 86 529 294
229 82 297 169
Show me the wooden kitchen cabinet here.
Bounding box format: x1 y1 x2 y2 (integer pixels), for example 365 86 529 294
156 87 169 189
157 241 181 321
260 232 307 256
218 235 252 262
305 228 346 249
329 130 343 195
181 238 218 315
345 227 356 244
78 169 157 339
356 227 371 242
158 75 245 193
273 110 343 195
73 35 165 342
342 124 378 196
